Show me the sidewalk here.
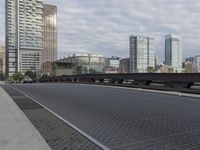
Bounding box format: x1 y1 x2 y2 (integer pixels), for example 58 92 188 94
0 87 51 150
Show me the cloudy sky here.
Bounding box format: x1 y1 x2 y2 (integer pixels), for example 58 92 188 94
1 0 200 62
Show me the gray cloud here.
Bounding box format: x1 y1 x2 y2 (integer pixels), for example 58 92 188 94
1 0 200 62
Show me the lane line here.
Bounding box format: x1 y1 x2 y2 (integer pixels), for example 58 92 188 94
8 85 110 150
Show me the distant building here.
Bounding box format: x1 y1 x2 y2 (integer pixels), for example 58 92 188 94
119 58 129 74
59 54 106 75
185 57 195 64
41 61 53 75
155 56 159 69
41 61 73 76
183 56 200 73
5 0 43 76
129 35 155 73
52 62 73 76
159 64 184 73
42 4 57 75
42 4 57 64
184 57 195 73
5 1 57 77
194 56 200 73
165 34 182 72
105 56 120 74
0 47 5 75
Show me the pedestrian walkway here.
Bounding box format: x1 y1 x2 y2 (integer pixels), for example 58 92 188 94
0 86 51 150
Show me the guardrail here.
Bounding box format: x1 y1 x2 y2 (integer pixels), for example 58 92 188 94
39 73 200 94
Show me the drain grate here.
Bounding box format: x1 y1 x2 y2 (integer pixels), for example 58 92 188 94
12 96 43 110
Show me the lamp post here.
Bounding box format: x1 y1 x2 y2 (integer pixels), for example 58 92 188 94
33 52 40 83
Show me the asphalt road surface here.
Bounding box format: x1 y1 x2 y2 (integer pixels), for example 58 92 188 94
7 83 200 149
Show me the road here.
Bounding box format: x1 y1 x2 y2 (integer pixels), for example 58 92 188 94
6 83 200 149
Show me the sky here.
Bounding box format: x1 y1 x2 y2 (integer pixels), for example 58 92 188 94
1 0 200 63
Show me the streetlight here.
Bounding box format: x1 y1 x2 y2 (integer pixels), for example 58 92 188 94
33 52 40 83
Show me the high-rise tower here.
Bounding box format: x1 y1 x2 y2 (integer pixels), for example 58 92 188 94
5 0 43 77
43 4 57 63
42 4 57 74
165 34 182 71
129 35 155 73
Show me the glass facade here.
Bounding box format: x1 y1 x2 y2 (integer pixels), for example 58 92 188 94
129 35 155 73
60 54 106 75
43 4 57 63
165 34 182 71
6 0 43 76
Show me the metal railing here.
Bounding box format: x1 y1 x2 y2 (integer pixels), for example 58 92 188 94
39 73 200 94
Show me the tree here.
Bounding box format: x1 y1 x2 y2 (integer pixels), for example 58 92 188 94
11 72 24 83
24 71 36 80
146 66 157 73
41 73 49 78
0 71 4 80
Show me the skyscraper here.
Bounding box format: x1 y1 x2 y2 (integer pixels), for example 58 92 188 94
129 35 155 73
42 4 57 74
165 34 182 71
5 0 43 77
43 4 57 63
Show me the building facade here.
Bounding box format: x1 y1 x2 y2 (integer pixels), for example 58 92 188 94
165 34 182 72
105 56 120 74
52 62 73 76
185 57 195 64
0 47 5 75
5 0 44 77
129 35 155 73
183 56 200 73
43 4 57 63
119 58 129 74
159 64 180 73
59 54 106 75
184 57 195 73
194 56 200 73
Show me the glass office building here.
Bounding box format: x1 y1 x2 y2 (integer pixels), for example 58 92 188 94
129 35 155 73
59 54 106 75
5 0 43 76
165 34 182 71
43 4 57 63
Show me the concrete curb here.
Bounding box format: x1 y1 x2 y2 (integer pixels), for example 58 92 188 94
0 87 51 150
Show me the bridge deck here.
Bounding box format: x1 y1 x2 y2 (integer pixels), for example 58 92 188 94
4 83 200 150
